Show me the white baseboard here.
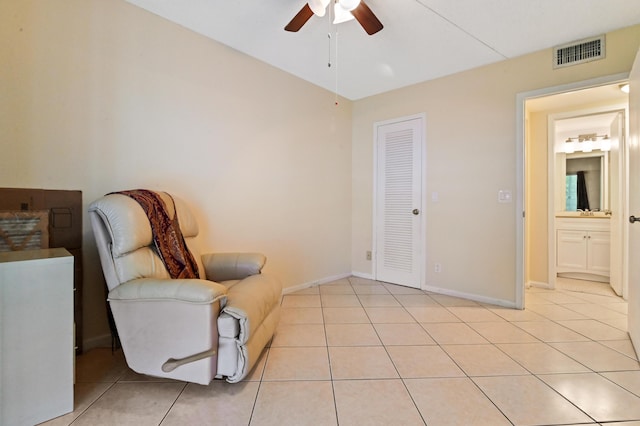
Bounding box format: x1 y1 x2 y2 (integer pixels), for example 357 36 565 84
350 271 374 280
557 272 609 283
423 284 517 309
282 272 352 295
527 280 551 289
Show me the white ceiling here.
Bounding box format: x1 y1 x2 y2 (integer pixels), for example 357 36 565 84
125 0 640 100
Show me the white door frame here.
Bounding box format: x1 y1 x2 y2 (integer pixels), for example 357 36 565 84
372 113 427 289
516 73 629 309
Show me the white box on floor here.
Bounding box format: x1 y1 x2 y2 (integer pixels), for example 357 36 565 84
0 248 74 426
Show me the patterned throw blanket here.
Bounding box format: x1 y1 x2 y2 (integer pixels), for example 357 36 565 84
115 189 200 279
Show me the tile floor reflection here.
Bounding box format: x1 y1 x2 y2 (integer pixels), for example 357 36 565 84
42 277 640 425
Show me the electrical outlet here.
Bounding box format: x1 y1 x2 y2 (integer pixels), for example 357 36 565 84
366 251 372 261
434 263 442 273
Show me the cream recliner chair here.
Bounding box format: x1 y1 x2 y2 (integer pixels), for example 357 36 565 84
88 191 282 384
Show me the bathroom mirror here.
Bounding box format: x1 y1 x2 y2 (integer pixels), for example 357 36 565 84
562 151 608 211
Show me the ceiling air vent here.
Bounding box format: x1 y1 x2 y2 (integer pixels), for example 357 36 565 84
553 35 605 69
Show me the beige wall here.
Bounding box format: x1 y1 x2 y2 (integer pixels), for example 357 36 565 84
1 0 353 346
352 25 640 304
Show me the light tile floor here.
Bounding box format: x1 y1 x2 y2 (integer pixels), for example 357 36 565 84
43 277 640 426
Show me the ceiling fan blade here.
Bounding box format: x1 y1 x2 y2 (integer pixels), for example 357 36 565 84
285 3 314 32
351 1 384 35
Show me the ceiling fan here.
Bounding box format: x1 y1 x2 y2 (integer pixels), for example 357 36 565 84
285 0 384 35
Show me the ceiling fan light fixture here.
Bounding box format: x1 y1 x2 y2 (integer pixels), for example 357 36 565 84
285 0 382 35
333 3 355 23
309 0 329 17
339 0 361 12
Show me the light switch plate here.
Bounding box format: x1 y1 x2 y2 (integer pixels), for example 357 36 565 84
498 190 512 203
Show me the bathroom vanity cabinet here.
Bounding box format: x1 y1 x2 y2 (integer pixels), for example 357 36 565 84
556 217 610 280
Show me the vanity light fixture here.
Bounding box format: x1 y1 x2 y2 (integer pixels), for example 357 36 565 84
564 133 610 153
564 139 576 154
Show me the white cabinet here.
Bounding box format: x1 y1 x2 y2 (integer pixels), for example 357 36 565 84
556 218 610 279
0 248 74 426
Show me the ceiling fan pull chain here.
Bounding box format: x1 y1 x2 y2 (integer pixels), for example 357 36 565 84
334 29 339 106
327 33 332 68
327 3 334 68
328 2 339 106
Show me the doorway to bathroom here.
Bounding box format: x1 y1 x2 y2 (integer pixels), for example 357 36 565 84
524 81 629 299
547 108 626 296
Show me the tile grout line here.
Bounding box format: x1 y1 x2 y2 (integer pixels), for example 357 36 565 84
373 285 428 425
67 381 119 425
326 278 342 426
522 291 638 362
519 286 640 421
157 382 188 426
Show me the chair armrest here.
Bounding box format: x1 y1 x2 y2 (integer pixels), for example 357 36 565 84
108 278 227 304
201 253 266 282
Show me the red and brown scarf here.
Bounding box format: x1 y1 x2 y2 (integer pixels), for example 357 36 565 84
115 189 200 279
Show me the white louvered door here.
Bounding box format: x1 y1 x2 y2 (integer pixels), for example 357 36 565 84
374 116 424 288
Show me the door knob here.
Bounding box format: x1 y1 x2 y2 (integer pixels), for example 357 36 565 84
412 209 420 215
631 215 640 224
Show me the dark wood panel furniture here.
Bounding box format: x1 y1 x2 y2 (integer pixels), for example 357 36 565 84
0 188 83 353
